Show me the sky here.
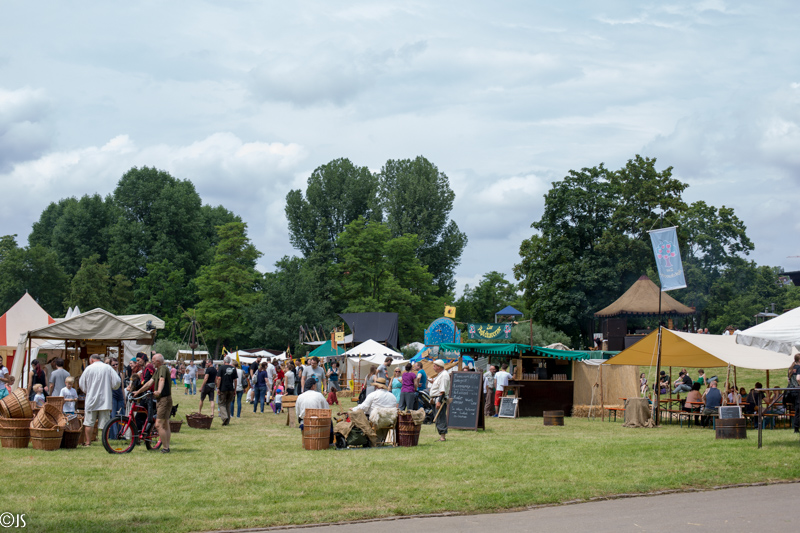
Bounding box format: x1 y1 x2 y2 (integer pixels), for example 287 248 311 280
1 1 799 296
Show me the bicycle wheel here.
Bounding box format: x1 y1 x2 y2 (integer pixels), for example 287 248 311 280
144 424 162 451
102 416 136 454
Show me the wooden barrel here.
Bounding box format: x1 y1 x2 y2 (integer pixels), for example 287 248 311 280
303 416 331 450
0 388 32 419
397 414 421 447
716 417 747 439
543 410 565 426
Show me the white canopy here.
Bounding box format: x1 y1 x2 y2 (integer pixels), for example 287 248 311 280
605 328 793 370
736 306 800 355
232 351 287 364
343 340 406 380
343 339 402 359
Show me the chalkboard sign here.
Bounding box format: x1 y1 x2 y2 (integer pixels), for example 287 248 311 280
447 371 485 430
498 396 518 418
719 406 742 419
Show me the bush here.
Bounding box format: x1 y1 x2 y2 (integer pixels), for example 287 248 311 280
511 323 571 348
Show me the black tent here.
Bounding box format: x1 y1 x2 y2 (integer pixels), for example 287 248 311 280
338 312 399 350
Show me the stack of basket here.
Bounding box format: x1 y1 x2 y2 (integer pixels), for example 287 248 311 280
303 408 332 450
60 416 83 449
30 403 67 451
0 388 34 449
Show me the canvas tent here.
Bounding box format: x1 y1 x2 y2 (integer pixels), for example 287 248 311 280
338 312 399 350
307 340 345 359
343 340 405 382
495 305 523 322
736 306 800 355
605 328 793 370
10 308 156 387
0 293 55 369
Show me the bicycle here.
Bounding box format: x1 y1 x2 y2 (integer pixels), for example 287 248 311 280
102 391 162 454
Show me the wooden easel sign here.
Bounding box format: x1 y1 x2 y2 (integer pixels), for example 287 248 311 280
447 371 485 430
498 396 518 418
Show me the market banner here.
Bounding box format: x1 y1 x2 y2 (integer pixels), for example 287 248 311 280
467 323 513 340
648 226 687 291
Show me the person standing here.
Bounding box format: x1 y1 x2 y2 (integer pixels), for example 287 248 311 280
170 364 177 386
295 377 329 426
302 357 326 393
254 362 268 413
109 359 125 438
28 359 47 400
483 365 497 418
79 354 121 447
266 358 277 404
0 358 10 400
494 363 512 415
198 358 217 417
135 354 172 453
216 356 237 426
414 361 428 392
788 354 800 433
186 360 197 395
233 362 245 418
283 362 296 396
376 357 393 382
48 358 70 396
399 363 417 411
391 368 403 404
430 359 451 442
327 361 340 393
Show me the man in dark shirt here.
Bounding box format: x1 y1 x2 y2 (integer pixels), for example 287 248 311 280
701 380 723 427
217 356 237 426
672 370 693 395
135 353 172 453
198 358 217 417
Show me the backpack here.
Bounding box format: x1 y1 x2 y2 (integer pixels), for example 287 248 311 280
240 371 250 389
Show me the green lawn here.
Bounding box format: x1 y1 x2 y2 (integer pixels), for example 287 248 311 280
2 394 800 533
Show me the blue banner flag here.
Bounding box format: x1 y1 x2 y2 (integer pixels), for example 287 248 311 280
648 226 687 291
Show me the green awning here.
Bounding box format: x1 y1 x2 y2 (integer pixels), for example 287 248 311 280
439 343 530 356
529 346 597 361
307 340 344 359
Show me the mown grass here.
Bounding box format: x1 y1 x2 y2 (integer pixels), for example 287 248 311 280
2 394 800 533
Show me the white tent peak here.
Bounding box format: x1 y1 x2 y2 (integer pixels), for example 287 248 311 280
737 306 800 355
343 339 402 358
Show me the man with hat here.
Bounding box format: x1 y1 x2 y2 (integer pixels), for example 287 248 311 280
430 359 450 441
351 377 397 417
295 376 329 426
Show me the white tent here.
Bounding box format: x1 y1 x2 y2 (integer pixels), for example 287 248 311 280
736 306 800 355
232 351 287 365
343 340 406 381
605 328 793 370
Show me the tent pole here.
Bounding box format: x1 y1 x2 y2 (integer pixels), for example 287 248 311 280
27 336 32 393
734 366 738 391
724 364 731 404
600 364 604 422
766 370 770 389
652 325 663 426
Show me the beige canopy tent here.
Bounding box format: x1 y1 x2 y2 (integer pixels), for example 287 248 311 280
604 328 793 370
595 275 695 317
9 308 155 388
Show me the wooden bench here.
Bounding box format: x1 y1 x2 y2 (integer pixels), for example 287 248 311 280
605 407 625 422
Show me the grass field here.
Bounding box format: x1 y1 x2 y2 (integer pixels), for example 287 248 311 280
2 392 800 533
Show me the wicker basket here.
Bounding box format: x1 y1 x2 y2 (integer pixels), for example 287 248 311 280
186 413 213 429
0 417 33 428
65 416 82 432
0 388 32 418
30 426 63 451
31 403 67 430
0 426 30 449
169 420 183 433
46 396 65 411
305 408 332 419
0 402 9 418
61 427 82 449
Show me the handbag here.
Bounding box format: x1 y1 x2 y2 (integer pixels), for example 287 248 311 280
357 387 367 404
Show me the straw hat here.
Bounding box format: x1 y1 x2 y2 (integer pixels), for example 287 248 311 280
373 377 388 390
433 359 446 368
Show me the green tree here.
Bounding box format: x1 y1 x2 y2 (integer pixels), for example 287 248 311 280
65 254 111 312
0 236 70 315
285 158 379 259
132 259 193 340
194 222 261 355
332 217 441 344
379 156 467 294
455 271 519 322
247 256 337 351
28 194 118 276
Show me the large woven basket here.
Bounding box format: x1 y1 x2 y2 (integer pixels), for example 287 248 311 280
305 408 332 419
61 422 82 449
186 413 213 429
30 426 63 451
31 403 67 430
0 401 9 418
46 396 65 411
0 388 32 418
0 417 33 428
0 426 30 449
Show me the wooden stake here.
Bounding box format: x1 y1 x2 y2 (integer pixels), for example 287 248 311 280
600 364 605 422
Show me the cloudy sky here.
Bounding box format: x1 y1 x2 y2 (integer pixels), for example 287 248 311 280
1 1 799 295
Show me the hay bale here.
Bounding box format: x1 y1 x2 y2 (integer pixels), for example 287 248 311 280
571 404 624 418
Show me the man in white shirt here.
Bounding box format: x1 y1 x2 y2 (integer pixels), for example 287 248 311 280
295 377 329 425
266 358 277 402
429 359 451 441
493 363 512 417
79 353 122 447
483 365 497 418
351 377 397 417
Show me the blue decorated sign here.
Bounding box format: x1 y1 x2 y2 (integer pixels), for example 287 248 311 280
425 317 459 346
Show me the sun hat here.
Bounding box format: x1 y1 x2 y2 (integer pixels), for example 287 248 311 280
373 377 389 390
433 359 446 367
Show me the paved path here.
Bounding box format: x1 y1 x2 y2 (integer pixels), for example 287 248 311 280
216 482 798 533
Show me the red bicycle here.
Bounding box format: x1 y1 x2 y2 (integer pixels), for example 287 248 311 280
102 391 162 454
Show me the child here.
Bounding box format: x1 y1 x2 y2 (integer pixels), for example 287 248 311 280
326 386 338 406
60 377 78 416
273 386 283 414
33 384 46 407
183 370 192 395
